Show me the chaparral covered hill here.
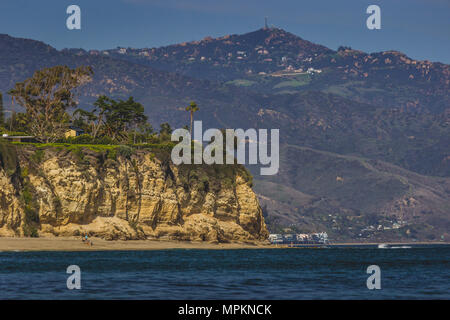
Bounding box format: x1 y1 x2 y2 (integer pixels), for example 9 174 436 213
0 27 448 241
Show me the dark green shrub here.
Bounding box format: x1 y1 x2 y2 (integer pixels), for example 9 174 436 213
94 136 114 145
31 149 45 163
0 140 18 176
107 149 117 160
68 134 93 144
70 146 85 161
117 145 133 159
22 224 39 237
60 134 115 145
20 183 39 238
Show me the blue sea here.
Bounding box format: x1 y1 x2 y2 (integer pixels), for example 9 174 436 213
0 246 449 299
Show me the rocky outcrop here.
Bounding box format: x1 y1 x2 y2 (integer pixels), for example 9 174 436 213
0 143 268 242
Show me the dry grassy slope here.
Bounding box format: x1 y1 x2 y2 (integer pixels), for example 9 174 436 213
254 145 450 241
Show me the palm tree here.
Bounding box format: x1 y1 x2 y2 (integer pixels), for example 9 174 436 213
185 101 199 136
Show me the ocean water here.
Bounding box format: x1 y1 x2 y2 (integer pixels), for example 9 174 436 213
0 246 449 299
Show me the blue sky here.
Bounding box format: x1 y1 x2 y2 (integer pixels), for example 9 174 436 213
0 0 449 63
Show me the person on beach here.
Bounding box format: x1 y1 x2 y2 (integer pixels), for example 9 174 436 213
83 234 94 246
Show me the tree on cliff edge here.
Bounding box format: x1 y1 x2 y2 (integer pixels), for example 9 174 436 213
8 66 93 142
185 101 199 136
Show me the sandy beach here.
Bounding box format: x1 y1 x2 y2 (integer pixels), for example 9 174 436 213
0 237 447 252
0 237 272 252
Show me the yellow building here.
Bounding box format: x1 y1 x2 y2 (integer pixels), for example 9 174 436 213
65 126 84 138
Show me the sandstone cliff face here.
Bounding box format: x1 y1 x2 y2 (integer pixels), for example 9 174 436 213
0 144 268 242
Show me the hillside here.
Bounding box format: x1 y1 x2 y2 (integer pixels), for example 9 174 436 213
102 27 450 113
103 27 332 81
0 30 448 241
0 33 222 119
252 91 450 177
253 145 450 242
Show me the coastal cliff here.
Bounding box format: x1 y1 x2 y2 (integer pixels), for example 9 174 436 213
0 142 268 242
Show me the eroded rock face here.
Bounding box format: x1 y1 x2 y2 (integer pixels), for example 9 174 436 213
0 145 268 242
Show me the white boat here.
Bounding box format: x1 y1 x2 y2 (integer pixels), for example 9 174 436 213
378 244 412 249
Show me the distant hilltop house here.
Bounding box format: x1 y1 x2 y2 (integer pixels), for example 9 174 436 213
65 126 84 138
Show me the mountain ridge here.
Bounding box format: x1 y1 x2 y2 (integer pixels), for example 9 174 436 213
0 30 448 240
98 27 449 113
